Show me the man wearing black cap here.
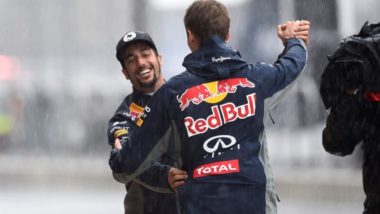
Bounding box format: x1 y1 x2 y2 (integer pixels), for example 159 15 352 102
107 31 187 214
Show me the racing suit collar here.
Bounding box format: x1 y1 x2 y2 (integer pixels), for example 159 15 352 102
131 88 153 105
182 35 248 80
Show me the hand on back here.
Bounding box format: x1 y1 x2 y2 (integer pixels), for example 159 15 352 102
168 168 188 192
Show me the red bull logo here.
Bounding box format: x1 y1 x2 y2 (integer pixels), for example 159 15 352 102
177 78 255 111
185 93 256 137
128 102 144 121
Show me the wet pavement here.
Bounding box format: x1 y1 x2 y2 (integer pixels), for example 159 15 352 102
0 152 365 214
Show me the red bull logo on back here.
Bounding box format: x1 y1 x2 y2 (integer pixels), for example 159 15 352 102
177 78 255 111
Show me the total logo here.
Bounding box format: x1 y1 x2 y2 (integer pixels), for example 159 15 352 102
203 135 240 158
177 77 255 111
184 93 256 137
193 159 240 178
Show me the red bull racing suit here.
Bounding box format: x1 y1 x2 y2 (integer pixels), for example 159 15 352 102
118 36 307 214
108 90 178 214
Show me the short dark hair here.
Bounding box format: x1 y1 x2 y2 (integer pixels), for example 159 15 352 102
184 0 230 46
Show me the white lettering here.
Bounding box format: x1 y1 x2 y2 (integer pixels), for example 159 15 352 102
193 160 240 178
212 56 232 63
184 93 256 137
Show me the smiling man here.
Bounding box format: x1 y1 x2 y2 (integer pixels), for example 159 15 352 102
118 32 162 92
107 31 187 214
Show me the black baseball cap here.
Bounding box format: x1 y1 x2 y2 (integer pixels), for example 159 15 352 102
116 31 157 65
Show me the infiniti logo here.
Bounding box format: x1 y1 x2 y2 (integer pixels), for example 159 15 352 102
203 135 238 158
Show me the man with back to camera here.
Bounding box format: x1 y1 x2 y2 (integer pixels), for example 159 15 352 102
107 31 187 214
116 0 310 213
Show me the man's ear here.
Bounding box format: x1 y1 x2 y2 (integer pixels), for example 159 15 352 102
157 54 163 66
187 29 198 43
226 31 231 42
122 69 130 80
187 29 199 52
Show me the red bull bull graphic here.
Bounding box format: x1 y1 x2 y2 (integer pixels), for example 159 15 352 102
216 77 255 93
177 85 213 111
184 93 256 137
177 78 255 111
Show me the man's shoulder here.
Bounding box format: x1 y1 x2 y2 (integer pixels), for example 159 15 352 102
165 71 201 88
116 93 133 110
161 71 194 91
166 71 190 84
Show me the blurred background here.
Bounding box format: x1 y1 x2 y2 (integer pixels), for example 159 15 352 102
1 0 379 213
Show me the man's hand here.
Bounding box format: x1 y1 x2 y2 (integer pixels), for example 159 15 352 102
114 138 122 150
168 168 188 192
295 20 310 44
277 20 310 44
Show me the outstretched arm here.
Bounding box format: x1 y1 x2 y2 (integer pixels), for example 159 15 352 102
263 20 310 112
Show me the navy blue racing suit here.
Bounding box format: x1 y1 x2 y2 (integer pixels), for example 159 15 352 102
108 90 178 214
118 36 307 214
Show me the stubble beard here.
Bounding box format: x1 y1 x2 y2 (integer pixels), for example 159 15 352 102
139 66 160 89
